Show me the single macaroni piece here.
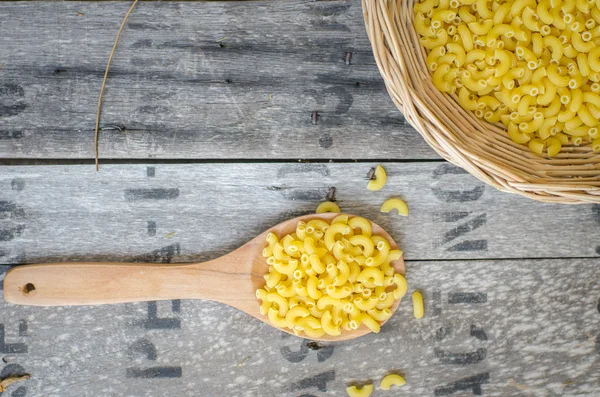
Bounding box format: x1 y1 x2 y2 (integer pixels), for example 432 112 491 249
316 201 341 214
296 316 324 338
380 198 409 216
376 292 396 309
414 0 600 154
346 384 374 397
348 216 373 237
257 215 408 338
357 268 385 287
367 165 387 191
380 374 406 390
412 290 425 319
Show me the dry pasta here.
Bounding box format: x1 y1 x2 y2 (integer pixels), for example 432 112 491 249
412 290 424 319
367 165 387 191
316 201 341 213
380 198 409 216
379 374 406 390
346 384 374 397
414 0 600 156
257 216 406 338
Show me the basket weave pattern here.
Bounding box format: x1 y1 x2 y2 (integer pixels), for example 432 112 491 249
363 0 600 204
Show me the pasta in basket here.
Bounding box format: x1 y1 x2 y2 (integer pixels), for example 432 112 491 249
256 216 407 338
414 0 600 156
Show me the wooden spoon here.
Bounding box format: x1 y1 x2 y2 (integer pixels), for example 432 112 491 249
3 213 405 341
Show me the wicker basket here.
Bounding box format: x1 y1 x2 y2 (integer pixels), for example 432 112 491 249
363 0 600 204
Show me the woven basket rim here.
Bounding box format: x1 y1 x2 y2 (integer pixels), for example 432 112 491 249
362 0 600 204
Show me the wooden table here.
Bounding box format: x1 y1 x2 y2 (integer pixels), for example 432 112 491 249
0 1 599 396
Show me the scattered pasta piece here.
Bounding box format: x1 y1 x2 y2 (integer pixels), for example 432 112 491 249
346 384 374 397
380 373 406 390
257 215 406 338
367 165 387 191
414 0 600 155
412 290 424 319
316 201 341 213
380 198 409 216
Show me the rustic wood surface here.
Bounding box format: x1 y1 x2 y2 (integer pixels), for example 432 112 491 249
0 0 437 160
1 0 599 396
0 163 599 395
0 257 599 396
0 164 598 265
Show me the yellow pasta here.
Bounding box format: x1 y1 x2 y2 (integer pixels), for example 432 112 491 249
334 260 351 286
468 19 494 35
268 307 287 328
357 268 385 287
326 284 354 299
285 305 310 329
415 0 600 154
380 198 409 216
376 292 396 309
296 316 325 339
348 260 361 283
415 12 436 38
323 224 350 252
304 237 327 257
379 374 406 390
307 276 322 300
321 310 341 336
346 384 373 397
333 241 354 262
267 292 289 316
393 274 408 299
348 216 372 237
353 296 379 311
309 254 326 274
367 165 387 191
367 308 393 322
349 235 375 257
316 201 340 214
381 249 403 276
264 269 282 288
257 215 408 338
412 290 425 319
276 282 296 298
547 136 563 156
331 214 349 224
528 138 546 154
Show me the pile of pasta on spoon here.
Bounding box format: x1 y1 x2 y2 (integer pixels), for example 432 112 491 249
415 0 600 156
256 215 407 338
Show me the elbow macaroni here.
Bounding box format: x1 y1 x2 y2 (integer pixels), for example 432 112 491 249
257 215 407 338
412 290 425 319
415 0 600 155
380 198 409 216
367 165 387 191
380 374 406 390
316 201 340 214
346 384 374 397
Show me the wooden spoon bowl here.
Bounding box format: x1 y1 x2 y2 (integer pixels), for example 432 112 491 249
4 213 405 341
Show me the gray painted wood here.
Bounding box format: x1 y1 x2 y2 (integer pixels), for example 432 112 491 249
0 163 598 266
0 0 437 160
0 257 598 396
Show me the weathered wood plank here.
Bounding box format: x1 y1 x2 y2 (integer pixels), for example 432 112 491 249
0 163 598 265
1 257 598 396
0 0 437 160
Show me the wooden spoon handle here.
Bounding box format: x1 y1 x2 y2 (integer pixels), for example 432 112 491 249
3 261 248 306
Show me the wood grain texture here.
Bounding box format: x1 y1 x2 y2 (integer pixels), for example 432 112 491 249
0 0 437 160
0 163 598 267
0 257 598 396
